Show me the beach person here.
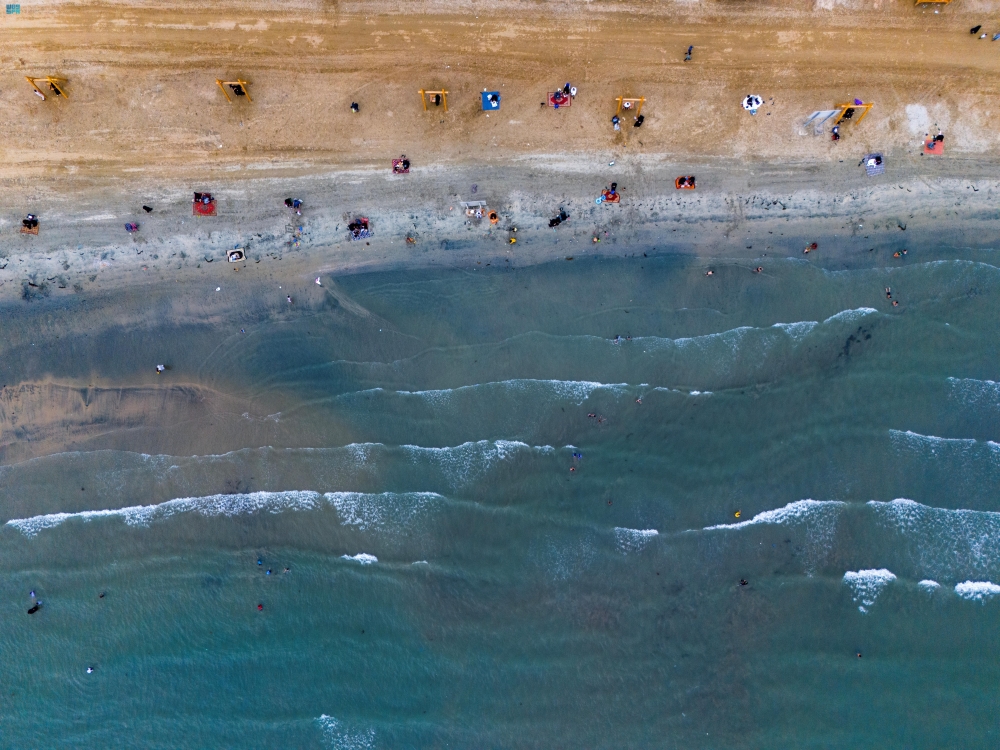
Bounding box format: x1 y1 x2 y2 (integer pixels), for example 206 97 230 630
892 300 899 307
350 102 359 112
755 266 763 273
285 198 294 208
287 296 292 304
705 270 714 276
623 100 632 110
685 45 693 61
611 115 620 131
634 115 644 127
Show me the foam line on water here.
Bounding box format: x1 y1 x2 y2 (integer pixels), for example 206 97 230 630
947 377 1000 410
702 499 847 531
843 569 896 613
402 439 560 487
5 490 445 538
954 581 1000 602
341 553 378 565
867 498 1000 578
346 379 634 406
614 527 659 554
316 715 375 750
889 429 1000 454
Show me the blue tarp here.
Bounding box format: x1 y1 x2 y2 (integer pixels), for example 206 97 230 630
481 91 501 110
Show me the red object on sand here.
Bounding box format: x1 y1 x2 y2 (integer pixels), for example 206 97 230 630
193 193 217 216
547 92 572 108
923 139 944 155
392 159 410 174
602 190 620 204
675 176 696 190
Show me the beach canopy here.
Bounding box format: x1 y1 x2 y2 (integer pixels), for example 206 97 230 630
481 91 500 110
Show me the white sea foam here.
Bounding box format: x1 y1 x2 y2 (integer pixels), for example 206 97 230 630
614 527 659 554
954 581 1000 602
947 377 1000 410
341 553 377 565
637 307 877 355
5 491 441 538
843 569 897 613
316 715 375 750
327 491 440 532
867 499 1000 579
376 378 632 406
889 429 1000 456
402 439 556 487
702 499 846 574
822 307 878 325
918 579 941 593
703 499 846 531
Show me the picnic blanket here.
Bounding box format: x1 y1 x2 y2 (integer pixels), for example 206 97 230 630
923 138 945 155
481 91 501 110
392 159 409 174
20 225 38 235
863 154 885 176
193 193 217 216
548 91 572 108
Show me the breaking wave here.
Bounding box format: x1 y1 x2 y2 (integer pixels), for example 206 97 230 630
6 490 444 538
843 569 897 613
614 527 659 554
954 581 1000 602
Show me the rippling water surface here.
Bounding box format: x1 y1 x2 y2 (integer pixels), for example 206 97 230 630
4 252 1000 747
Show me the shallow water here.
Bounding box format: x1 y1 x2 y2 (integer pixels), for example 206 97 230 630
4 251 1000 747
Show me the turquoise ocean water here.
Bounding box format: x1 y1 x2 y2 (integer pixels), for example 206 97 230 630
3 250 1000 747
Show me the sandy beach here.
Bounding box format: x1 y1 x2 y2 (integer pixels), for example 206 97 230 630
8 5 1000 747
3 0 1000 307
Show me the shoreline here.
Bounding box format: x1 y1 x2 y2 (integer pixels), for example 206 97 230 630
2 156 999 305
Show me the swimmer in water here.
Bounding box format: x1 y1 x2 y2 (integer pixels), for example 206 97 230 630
587 413 596 418
635 398 642 404
87 667 94 674
755 266 763 273
705 270 714 276
740 579 748 586
28 604 40 614
892 300 899 307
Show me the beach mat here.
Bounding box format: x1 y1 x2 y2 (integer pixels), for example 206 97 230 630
923 139 944 155
863 154 885 177
193 201 217 216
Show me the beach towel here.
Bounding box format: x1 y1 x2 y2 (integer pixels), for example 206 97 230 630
923 139 944 155
547 92 572 108
863 154 885 177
